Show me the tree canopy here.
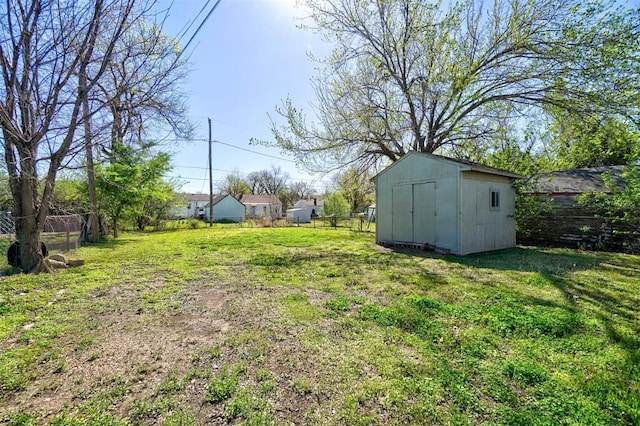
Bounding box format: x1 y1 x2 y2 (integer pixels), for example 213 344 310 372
267 0 640 172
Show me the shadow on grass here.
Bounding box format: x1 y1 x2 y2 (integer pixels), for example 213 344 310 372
82 237 138 250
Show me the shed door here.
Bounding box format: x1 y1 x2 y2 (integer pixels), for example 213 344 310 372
392 182 436 244
413 182 436 244
392 184 413 242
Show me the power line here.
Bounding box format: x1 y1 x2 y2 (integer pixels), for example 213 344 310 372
181 0 223 56
213 139 296 163
177 0 212 42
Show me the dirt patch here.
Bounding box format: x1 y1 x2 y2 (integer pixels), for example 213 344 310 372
0 281 235 420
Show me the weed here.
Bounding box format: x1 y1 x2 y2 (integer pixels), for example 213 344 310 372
205 364 245 403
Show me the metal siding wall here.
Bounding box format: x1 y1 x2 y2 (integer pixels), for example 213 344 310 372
374 153 460 248
213 197 245 222
460 174 516 254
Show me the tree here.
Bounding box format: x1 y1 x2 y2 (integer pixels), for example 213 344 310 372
136 180 179 231
334 166 374 213
267 0 639 172
0 0 154 272
83 13 192 242
544 110 640 169
218 169 250 199
95 143 171 238
255 166 289 195
322 193 350 227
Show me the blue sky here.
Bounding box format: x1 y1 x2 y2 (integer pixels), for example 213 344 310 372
157 0 333 194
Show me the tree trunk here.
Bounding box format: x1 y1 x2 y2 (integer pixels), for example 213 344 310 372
11 152 51 273
15 217 50 273
83 92 101 243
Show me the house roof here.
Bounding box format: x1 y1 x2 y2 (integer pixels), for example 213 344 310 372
525 165 626 194
240 194 282 205
371 151 524 181
184 193 211 202
203 194 239 208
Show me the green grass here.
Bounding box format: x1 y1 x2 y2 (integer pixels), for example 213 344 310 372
0 226 639 424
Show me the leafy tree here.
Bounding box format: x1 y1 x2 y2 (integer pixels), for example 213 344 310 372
544 111 640 169
136 180 180 231
95 143 171 237
218 170 250 199
322 193 350 227
334 166 374 213
266 0 639 172
49 176 90 216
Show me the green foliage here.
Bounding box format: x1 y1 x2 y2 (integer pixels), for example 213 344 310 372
334 166 374 213
49 175 89 215
515 180 555 241
546 110 640 169
95 143 172 237
322 193 350 226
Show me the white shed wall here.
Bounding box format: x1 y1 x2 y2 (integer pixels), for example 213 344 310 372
375 153 460 251
459 172 516 255
206 196 245 222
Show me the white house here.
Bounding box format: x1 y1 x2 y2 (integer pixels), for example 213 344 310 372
203 194 245 222
169 193 211 219
241 194 283 219
292 198 324 218
372 151 522 255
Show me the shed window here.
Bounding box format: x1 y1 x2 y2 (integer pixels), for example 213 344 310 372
490 190 500 210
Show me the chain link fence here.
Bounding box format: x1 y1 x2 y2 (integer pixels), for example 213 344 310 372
0 213 84 260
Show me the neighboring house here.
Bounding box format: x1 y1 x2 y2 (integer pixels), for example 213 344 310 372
241 194 283 219
520 165 626 248
170 193 211 219
203 194 245 222
292 198 324 218
372 151 522 255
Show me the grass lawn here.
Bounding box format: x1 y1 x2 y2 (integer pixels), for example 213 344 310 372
0 227 638 425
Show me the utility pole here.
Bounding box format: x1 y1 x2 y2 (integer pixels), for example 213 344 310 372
208 117 213 227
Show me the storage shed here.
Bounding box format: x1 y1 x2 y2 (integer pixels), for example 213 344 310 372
373 151 522 255
204 194 245 222
286 208 311 224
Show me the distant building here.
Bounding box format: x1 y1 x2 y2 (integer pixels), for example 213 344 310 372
203 194 245 222
292 198 324 218
520 165 627 248
241 194 283 219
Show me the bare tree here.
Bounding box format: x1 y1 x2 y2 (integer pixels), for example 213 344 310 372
0 0 152 272
267 0 639 171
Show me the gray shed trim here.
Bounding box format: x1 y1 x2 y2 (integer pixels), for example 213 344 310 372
371 151 524 183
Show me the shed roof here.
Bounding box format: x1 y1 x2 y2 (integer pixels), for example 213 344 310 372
372 151 523 181
203 194 239 208
525 165 626 194
240 194 282 205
